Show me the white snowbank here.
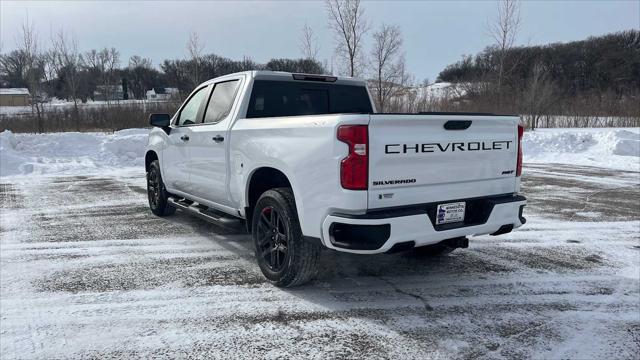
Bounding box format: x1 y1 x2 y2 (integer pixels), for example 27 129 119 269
0 129 149 177
413 82 471 101
523 128 640 171
0 99 158 116
1 127 638 177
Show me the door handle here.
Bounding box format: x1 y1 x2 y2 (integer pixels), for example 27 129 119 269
180 135 190 141
212 135 224 143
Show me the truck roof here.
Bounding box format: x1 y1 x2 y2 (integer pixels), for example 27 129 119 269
203 71 367 87
201 72 518 117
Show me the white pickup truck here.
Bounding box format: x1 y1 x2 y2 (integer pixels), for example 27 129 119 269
145 71 526 286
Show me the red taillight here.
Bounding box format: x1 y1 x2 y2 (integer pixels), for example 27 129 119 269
337 125 368 190
516 124 524 177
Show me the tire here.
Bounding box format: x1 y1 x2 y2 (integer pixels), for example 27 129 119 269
147 160 176 216
413 243 455 256
252 188 321 287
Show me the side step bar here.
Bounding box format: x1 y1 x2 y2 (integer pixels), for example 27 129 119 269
167 197 240 226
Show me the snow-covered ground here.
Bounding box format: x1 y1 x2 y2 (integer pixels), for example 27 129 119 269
1 127 638 177
0 127 639 358
0 129 148 177
0 99 170 116
418 81 471 100
524 128 640 171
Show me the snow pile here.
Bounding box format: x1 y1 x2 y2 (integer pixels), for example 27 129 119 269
0 99 154 116
0 129 149 177
523 128 640 171
414 82 471 101
1 127 638 177
0 131 29 176
100 128 149 163
611 130 640 156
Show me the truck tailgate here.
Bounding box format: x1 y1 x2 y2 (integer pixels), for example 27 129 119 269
367 114 520 209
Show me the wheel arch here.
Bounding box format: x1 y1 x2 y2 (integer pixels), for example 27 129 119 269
145 150 159 172
245 166 296 232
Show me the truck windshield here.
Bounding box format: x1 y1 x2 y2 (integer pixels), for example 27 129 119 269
246 80 373 118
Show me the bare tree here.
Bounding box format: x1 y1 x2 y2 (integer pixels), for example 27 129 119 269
523 61 555 130
51 28 83 128
83 49 99 70
370 24 404 112
187 31 205 86
325 0 368 77
386 59 413 112
299 23 320 61
128 55 155 100
16 17 46 130
129 55 152 69
102 48 120 103
0 50 29 88
487 0 521 108
84 47 119 104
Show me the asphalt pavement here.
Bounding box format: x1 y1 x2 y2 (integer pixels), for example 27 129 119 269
1 164 638 359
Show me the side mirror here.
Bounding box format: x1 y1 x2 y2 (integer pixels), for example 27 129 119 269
149 113 171 128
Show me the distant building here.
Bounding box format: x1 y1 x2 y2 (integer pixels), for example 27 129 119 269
0 88 30 106
146 87 180 101
94 85 124 101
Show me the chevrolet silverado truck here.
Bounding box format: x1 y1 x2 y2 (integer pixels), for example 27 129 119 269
145 71 526 287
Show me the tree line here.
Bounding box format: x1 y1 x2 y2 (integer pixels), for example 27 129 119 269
0 35 326 103
1 0 638 133
0 22 325 132
439 30 640 97
0 0 408 110
436 29 639 128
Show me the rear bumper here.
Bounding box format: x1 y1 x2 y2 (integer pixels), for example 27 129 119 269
320 194 526 254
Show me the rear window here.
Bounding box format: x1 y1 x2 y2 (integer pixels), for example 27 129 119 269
246 80 372 118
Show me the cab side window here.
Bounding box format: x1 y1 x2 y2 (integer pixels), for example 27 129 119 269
177 87 207 126
203 80 240 124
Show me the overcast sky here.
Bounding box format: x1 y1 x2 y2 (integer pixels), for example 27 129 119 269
1 0 638 82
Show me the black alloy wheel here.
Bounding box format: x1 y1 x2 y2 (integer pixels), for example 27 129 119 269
147 160 176 216
147 167 160 208
256 206 289 272
251 187 320 287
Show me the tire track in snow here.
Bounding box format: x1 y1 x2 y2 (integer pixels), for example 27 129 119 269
1 165 639 359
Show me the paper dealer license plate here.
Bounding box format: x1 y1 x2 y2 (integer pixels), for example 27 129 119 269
436 202 466 225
